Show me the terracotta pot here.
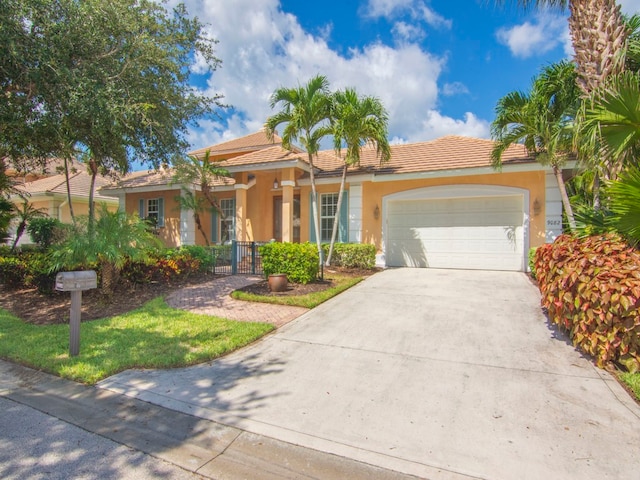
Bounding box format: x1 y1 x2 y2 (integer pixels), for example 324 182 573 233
268 273 288 292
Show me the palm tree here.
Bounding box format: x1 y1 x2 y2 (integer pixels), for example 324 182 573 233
495 0 627 95
172 150 230 215
492 61 580 230
175 188 211 246
265 75 332 261
10 198 46 251
325 89 391 266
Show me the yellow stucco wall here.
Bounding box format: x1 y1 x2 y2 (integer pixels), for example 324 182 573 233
125 190 181 247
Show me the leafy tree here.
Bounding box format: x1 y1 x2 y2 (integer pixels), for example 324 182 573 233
326 88 390 265
10 198 46 251
27 217 66 249
1 0 225 225
265 75 333 262
175 189 211 246
491 61 580 230
171 151 230 217
51 204 161 295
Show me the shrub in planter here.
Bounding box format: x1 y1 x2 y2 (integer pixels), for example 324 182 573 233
323 243 376 269
260 242 318 284
535 234 640 372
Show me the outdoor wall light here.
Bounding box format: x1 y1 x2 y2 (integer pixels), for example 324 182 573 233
533 198 541 216
273 178 278 189
373 204 380 219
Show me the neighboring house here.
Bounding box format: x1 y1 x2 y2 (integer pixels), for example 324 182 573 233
102 130 567 272
8 162 119 245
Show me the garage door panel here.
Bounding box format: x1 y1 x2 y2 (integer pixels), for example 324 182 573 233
386 195 525 271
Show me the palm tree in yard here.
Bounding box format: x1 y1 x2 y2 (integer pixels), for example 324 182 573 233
325 88 390 266
175 188 211 246
265 75 332 261
492 61 580 230
495 0 627 96
10 198 46 251
172 150 230 215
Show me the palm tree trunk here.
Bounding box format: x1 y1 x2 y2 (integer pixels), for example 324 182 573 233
194 213 210 246
11 222 26 252
554 165 577 231
100 260 117 296
63 157 75 224
88 159 98 229
592 171 601 210
308 153 323 264
326 163 348 266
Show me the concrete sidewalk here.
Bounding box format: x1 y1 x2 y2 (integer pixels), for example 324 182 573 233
99 269 640 480
0 360 416 480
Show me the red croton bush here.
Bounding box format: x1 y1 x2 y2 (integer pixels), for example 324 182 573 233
534 234 640 372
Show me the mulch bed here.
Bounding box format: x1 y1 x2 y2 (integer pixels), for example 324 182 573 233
0 267 374 325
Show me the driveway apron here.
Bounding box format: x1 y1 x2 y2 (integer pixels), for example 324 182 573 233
98 268 640 480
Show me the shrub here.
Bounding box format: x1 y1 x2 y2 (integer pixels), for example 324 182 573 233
260 242 319 284
24 251 58 294
528 247 538 279
535 234 640 372
26 217 67 248
172 245 213 272
0 256 28 289
323 243 376 269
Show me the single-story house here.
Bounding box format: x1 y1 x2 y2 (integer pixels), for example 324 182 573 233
101 130 567 271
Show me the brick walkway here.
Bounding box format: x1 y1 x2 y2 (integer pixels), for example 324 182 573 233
165 275 309 328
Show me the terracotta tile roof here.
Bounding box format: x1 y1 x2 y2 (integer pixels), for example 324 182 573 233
189 130 284 158
102 168 235 190
314 135 533 177
16 171 118 201
218 145 308 168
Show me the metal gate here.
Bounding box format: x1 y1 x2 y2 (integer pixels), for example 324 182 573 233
209 241 266 275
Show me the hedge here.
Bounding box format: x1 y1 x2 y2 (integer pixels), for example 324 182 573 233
535 234 640 372
323 243 376 269
259 242 318 284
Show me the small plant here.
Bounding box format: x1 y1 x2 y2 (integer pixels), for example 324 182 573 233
260 242 319 284
528 247 538 279
27 217 67 249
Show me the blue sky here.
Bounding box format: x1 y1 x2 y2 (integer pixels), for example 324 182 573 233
177 0 640 150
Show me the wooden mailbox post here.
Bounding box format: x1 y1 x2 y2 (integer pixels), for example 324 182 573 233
55 271 97 356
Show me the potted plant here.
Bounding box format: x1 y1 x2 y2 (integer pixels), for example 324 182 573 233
268 273 288 292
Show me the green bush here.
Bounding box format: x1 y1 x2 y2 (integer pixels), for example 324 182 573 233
260 242 319 284
175 245 215 271
24 251 58 294
27 217 67 248
528 247 538 279
323 243 376 269
535 234 640 372
0 256 28 289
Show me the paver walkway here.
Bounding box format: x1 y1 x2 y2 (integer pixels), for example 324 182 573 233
165 275 308 328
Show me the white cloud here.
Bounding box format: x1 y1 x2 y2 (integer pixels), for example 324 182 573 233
442 81 469 96
392 21 426 42
172 0 485 151
496 12 568 59
365 0 451 30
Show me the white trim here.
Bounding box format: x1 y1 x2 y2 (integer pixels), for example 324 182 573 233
101 185 182 195
225 159 310 173
348 184 363 243
179 188 196 246
281 180 296 187
382 184 530 271
545 172 563 243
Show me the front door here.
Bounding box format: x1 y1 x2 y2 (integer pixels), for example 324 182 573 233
273 195 300 242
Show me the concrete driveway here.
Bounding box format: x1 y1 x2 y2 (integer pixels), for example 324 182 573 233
99 268 640 480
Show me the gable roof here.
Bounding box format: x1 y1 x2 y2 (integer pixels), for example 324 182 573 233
188 130 285 158
15 170 118 202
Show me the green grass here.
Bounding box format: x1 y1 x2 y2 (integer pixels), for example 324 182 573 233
619 372 640 401
231 274 363 308
0 297 273 385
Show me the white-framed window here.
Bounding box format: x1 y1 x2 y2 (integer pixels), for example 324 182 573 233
220 198 235 243
320 193 339 243
139 197 164 227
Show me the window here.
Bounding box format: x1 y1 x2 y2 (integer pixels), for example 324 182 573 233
139 198 164 227
220 198 235 243
320 193 339 243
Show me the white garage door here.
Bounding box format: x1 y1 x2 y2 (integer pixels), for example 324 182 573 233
386 195 525 271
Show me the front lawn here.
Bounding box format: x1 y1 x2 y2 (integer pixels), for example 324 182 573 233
0 297 273 385
619 373 640 402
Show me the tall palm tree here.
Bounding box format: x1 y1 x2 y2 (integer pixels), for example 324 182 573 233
325 89 391 265
172 150 230 215
496 0 627 95
175 188 211 246
492 61 580 230
265 75 332 261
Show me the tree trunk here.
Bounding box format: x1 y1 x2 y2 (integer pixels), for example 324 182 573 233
63 157 75 224
100 260 118 296
11 221 26 252
592 171 601 210
194 213 210 246
569 0 626 96
88 158 98 229
307 152 323 265
554 165 577 232
325 163 348 266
